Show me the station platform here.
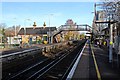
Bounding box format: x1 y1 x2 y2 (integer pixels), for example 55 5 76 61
67 40 120 80
1 44 54 55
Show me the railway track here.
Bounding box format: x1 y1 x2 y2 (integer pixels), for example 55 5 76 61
38 41 85 80
3 40 86 80
2 52 47 79
7 45 75 80
2 42 70 79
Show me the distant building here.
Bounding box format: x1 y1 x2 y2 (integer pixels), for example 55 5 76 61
55 19 80 42
92 11 106 36
92 10 118 49
65 19 74 25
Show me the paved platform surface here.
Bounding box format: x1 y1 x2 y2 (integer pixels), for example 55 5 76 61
1 42 67 55
72 41 120 80
1 44 50 55
1 46 38 55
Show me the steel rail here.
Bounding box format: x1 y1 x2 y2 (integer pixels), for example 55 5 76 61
9 58 49 79
8 49 69 80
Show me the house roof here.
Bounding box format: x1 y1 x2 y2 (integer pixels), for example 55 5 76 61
18 27 57 35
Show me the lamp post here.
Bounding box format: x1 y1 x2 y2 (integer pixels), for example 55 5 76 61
24 19 31 36
24 19 26 36
13 18 17 36
48 14 53 44
13 18 17 48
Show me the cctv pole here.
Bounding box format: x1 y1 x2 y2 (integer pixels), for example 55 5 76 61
109 20 113 63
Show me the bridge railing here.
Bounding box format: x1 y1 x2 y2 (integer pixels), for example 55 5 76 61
50 25 91 40
49 24 92 43
58 26 88 31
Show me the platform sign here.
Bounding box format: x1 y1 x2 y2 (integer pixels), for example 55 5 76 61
32 36 36 41
43 35 47 41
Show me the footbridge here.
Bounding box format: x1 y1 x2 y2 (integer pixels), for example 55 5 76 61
50 24 92 43
53 24 92 37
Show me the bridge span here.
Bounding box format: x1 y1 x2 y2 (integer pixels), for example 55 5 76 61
50 24 92 43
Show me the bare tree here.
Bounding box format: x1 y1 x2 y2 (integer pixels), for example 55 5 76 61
0 23 7 43
101 1 120 21
0 23 7 34
5 25 21 37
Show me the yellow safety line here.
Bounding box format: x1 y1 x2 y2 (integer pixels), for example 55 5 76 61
90 44 102 80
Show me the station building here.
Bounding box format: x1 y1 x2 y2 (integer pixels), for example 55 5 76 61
18 27 57 44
